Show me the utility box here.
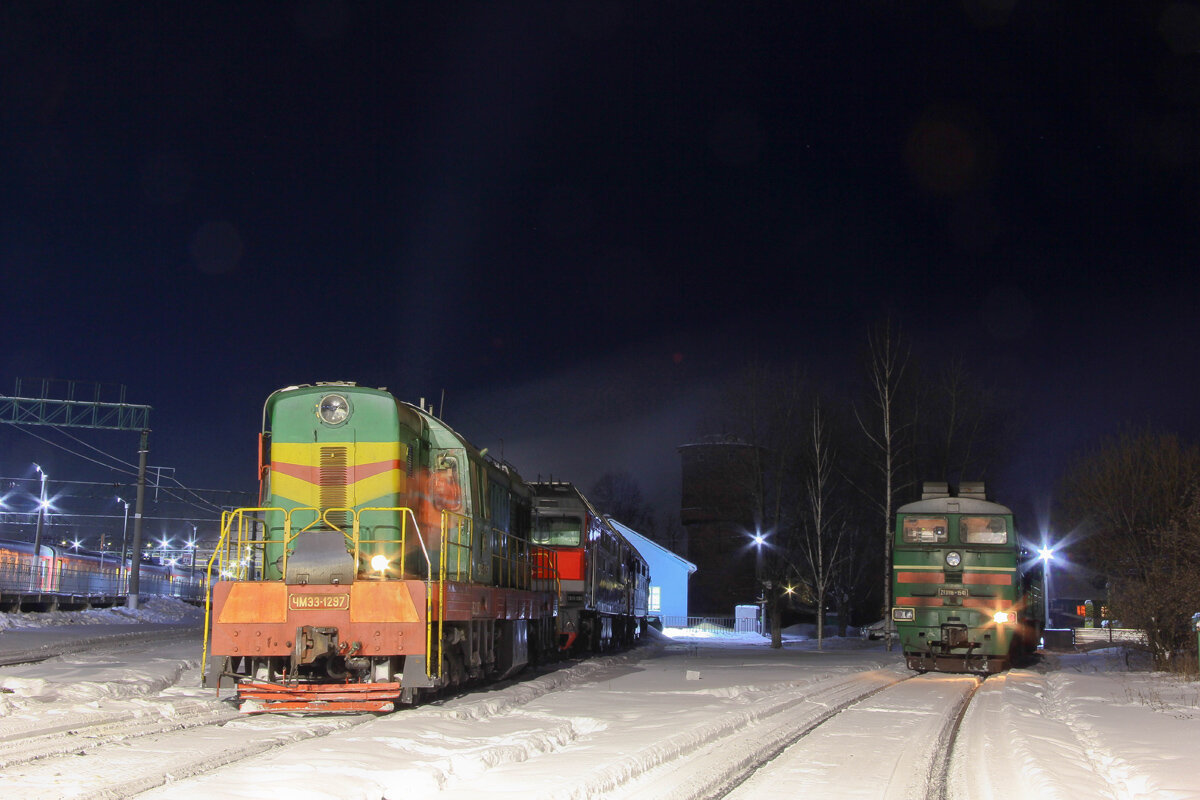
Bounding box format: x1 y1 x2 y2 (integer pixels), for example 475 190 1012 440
735 604 759 634
1042 628 1074 651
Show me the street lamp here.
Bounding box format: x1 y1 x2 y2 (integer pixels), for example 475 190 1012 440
30 464 48 592
188 523 198 569
751 531 766 634
116 496 130 593
32 463 48 552
1039 545 1054 629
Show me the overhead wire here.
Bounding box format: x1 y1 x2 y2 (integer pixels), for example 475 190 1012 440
0 425 248 515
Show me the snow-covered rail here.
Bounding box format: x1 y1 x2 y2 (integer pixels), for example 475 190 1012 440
0 708 376 799
0 697 239 770
604 669 913 800
718 673 980 800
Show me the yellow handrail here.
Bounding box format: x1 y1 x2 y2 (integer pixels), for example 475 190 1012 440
202 505 553 687
201 505 435 683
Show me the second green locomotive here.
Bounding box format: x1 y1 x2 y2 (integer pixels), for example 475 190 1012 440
891 482 1043 673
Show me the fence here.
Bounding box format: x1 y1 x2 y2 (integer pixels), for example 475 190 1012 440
1072 627 1147 647
656 616 761 633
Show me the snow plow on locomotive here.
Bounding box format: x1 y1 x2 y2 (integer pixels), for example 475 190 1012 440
202 382 647 713
891 482 1043 674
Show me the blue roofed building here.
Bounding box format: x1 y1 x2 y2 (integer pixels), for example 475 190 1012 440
607 518 697 627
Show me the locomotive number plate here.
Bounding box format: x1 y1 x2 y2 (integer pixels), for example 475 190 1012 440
289 593 351 610
937 586 968 597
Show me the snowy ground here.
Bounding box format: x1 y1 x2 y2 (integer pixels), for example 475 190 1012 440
0 604 1198 799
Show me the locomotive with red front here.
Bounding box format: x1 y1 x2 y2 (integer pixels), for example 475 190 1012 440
531 481 648 652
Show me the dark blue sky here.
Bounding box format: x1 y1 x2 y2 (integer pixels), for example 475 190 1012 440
3 2 1198 530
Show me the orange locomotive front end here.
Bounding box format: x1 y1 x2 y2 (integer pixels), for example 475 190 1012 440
202 383 558 712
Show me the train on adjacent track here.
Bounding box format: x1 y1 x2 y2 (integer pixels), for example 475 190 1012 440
891 482 1044 674
204 382 649 712
0 538 205 611
531 481 649 652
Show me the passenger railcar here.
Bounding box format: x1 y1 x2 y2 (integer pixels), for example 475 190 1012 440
0 538 204 609
531 482 649 652
205 382 567 712
891 482 1043 674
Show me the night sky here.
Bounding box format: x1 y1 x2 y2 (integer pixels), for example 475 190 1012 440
3 2 1199 537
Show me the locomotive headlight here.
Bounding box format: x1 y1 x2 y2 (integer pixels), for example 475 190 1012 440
945 551 962 568
370 554 390 573
317 394 351 425
993 611 1013 624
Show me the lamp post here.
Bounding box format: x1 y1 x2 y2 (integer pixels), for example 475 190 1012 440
752 531 765 635
189 524 197 569
117 497 130 593
31 464 48 591
1039 545 1054 629
32 463 48 553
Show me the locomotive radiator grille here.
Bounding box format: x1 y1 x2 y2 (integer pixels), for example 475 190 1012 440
320 446 349 528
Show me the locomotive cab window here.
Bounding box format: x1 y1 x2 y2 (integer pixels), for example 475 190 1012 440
431 453 464 511
960 515 1008 544
902 516 948 543
533 515 583 547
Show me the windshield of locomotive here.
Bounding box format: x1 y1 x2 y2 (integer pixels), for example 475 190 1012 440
960 515 1008 544
533 515 583 547
902 516 948 543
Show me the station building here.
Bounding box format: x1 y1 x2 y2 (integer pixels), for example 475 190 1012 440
607 518 696 627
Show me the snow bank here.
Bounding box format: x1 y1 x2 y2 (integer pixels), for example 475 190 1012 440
0 596 203 629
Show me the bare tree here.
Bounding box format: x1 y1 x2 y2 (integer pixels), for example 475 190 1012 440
589 470 655 533
797 398 847 649
852 319 914 649
699 361 807 648
1057 429 1200 668
916 354 1011 487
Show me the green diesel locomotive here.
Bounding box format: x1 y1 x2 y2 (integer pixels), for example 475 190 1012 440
891 482 1043 673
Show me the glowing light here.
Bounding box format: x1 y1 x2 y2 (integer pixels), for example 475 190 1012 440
1038 547 1054 562
752 534 764 546
993 611 1012 624
784 584 795 595
71 539 82 550
370 554 389 572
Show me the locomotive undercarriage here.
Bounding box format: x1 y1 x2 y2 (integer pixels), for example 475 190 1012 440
904 623 1012 675
563 611 641 654
219 616 549 712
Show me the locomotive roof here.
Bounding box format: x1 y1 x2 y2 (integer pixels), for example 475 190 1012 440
896 496 1014 515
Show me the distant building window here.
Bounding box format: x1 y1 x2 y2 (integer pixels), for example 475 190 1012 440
649 585 661 612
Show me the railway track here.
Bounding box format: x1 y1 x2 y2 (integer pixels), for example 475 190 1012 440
0 697 241 770
715 673 981 800
0 628 359 799
0 699 374 799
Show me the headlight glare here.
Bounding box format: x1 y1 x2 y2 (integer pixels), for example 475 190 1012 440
370 554 389 573
993 611 1012 624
